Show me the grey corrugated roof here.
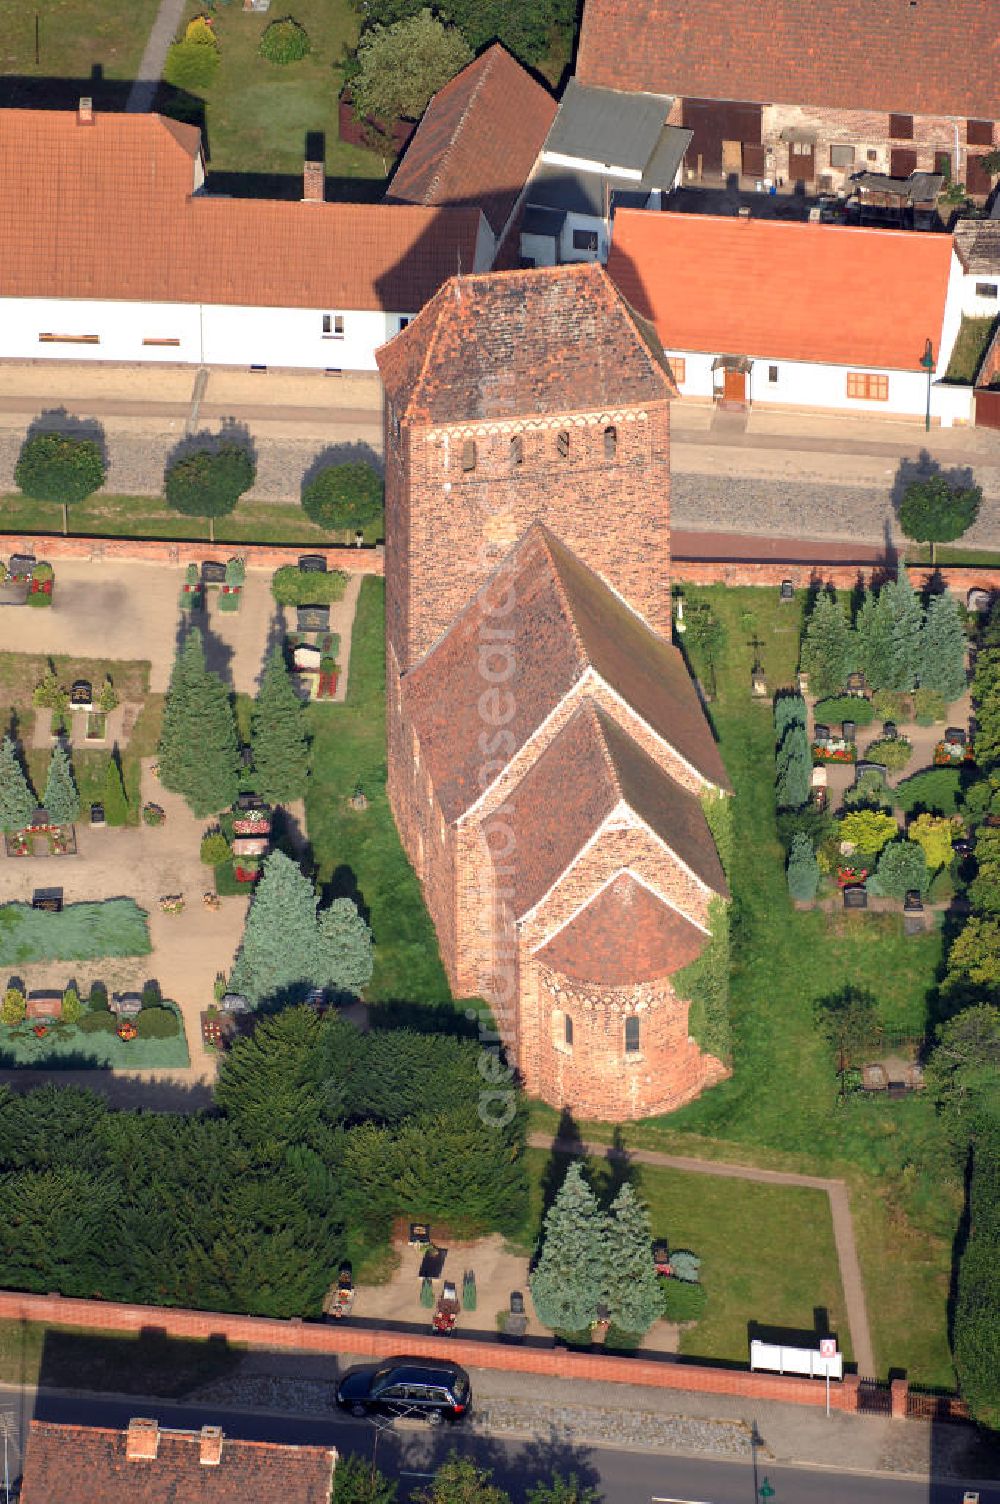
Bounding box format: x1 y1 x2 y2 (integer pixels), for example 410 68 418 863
527 123 691 220
543 80 672 172
641 125 693 190
954 219 1000 273
853 171 944 203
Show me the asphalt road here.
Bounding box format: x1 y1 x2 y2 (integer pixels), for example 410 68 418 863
7 1387 997 1504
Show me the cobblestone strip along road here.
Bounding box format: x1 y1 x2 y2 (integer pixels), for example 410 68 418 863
527 1133 876 1379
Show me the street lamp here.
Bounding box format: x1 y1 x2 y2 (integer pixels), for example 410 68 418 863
920 337 935 432
759 1479 775 1501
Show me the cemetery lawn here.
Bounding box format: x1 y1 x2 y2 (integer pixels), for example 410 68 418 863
0 493 384 548
518 1148 849 1365
165 0 387 193
0 1020 189 1070
305 577 452 1010
0 0 161 90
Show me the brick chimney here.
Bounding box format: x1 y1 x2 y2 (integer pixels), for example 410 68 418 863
303 160 325 202
199 1426 224 1466
125 1418 160 1462
78 97 94 126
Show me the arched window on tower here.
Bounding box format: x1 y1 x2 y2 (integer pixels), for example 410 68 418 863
624 1016 640 1054
556 429 570 459
603 425 617 459
564 1014 574 1048
510 434 524 466
461 439 477 472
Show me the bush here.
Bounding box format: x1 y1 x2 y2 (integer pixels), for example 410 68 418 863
0 899 151 966
142 803 165 827
200 832 230 867
259 17 311 63
270 566 349 607
787 832 820 901
164 36 220 90
15 432 105 506
868 839 929 898
813 696 876 727
78 1009 118 1034
866 737 912 772
661 1280 707 1322
914 687 947 725
776 804 833 853
61 986 82 1024
2 987 25 1026
909 812 957 873
895 767 963 817
88 981 109 1011
135 1006 181 1039
301 462 383 533
842 768 894 812
871 690 908 720
838 809 899 856
668 1249 701 1283
419 1276 434 1308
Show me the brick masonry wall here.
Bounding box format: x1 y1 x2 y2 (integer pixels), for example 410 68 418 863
0 1287 872 1414
671 559 999 595
762 104 994 191
389 405 671 670
0 533 385 575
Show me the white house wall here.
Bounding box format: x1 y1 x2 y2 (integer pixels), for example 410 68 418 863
960 274 1000 318
665 348 972 423
0 298 412 371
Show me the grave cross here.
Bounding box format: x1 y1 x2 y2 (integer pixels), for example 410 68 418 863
747 633 765 672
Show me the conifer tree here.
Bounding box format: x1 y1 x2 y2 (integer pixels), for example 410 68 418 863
0 735 35 833
775 725 811 810
230 850 323 1006
158 628 239 817
787 832 820 901
800 592 854 698
317 897 374 997
530 1162 606 1332
250 648 310 804
855 589 896 691
920 591 967 703
42 743 79 826
102 755 129 826
603 1183 662 1334
883 571 924 693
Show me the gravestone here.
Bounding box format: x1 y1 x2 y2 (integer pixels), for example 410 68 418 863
30 807 50 829
298 554 327 573
221 993 251 1014
846 672 866 695
0 579 28 606
945 726 967 746
201 560 227 585
70 679 93 710
952 837 973 858
110 992 143 1017
903 890 924 912
297 604 330 632
882 720 898 740
843 885 868 910
293 644 322 672
855 760 888 783
967 589 991 614
842 720 856 743
814 723 830 742
409 1223 431 1247
779 580 794 603
90 802 106 827
31 887 63 913
240 746 254 769
236 792 265 811
751 667 769 698
8 554 36 579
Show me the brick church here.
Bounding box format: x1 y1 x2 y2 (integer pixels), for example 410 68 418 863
376 262 731 1120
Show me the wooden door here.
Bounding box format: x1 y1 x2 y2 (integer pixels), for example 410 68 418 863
721 139 742 177
967 153 993 196
890 147 917 177
723 368 746 404
788 140 814 181
742 142 767 176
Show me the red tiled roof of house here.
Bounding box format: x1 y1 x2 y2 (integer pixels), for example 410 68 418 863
0 108 481 310
386 45 557 237
403 524 729 824
537 871 708 982
20 1420 336 1504
376 261 675 423
608 210 954 371
508 699 726 918
575 0 1000 119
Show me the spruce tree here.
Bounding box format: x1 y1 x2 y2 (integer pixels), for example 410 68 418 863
920 592 967 703
775 724 810 810
158 628 239 817
883 572 924 693
42 743 79 826
530 1162 606 1333
250 648 310 804
0 735 35 833
230 850 323 1006
102 755 129 826
787 832 820 901
800 592 853 698
316 898 374 998
855 589 896 692
603 1183 662 1335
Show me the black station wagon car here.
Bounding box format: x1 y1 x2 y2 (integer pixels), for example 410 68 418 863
336 1359 471 1423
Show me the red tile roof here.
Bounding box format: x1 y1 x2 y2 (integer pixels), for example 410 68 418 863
575 0 1000 119
0 109 481 310
403 524 729 824
608 210 954 371
387 45 556 237
376 261 675 424
20 1421 336 1504
508 699 726 918
537 871 708 981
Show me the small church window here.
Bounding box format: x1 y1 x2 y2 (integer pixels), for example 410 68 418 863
624 1016 640 1054
556 430 570 459
510 434 523 466
603 425 617 459
462 439 477 472
565 1014 574 1048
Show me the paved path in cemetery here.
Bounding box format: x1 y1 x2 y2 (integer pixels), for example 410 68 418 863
126 0 189 113
529 1132 876 1379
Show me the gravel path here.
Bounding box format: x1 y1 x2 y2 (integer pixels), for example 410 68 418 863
126 0 188 112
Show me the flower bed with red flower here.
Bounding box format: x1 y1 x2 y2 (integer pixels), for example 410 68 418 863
934 741 975 766
837 865 870 887
813 741 857 763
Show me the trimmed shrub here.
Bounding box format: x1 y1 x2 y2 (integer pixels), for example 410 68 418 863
866 737 912 773
78 1009 118 1034
661 1280 707 1322
419 1276 434 1308
0 900 151 966
842 768 894 812
200 831 230 867
135 1006 181 1039
15 432 105 506
895 767 963 817
908 813 956 873
271 566 348 607
868 839 929 898
787 833 820 901
88 981 109 1011
2 987 26 1026
813 696 876 727
164 36 220 90
259 17 311 63
913 687 947 725
61 986 82 1024
838 809 899 857
668 1249 701 1284
301 462 383 533
871 689 908 720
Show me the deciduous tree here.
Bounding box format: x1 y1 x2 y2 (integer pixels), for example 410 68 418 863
868 837 929 898
352 10 472 123
899 473 982 564
908 813 956 873
925 1005 1000 1121
15 429 105 533
301 462 383 533
165 443 255 543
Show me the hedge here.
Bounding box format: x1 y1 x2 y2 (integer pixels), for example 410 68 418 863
894 767 963 817
271 566 349 607
0 900 151 965
813 696 876 727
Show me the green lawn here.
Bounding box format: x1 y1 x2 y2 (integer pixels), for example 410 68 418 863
304 576 452 1010
0 1319 241 1397
166 0 387 194
521 1148 849 1365
0 492 384 548
0 0 161 90
943 315 997 385
0 1013 189 1070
